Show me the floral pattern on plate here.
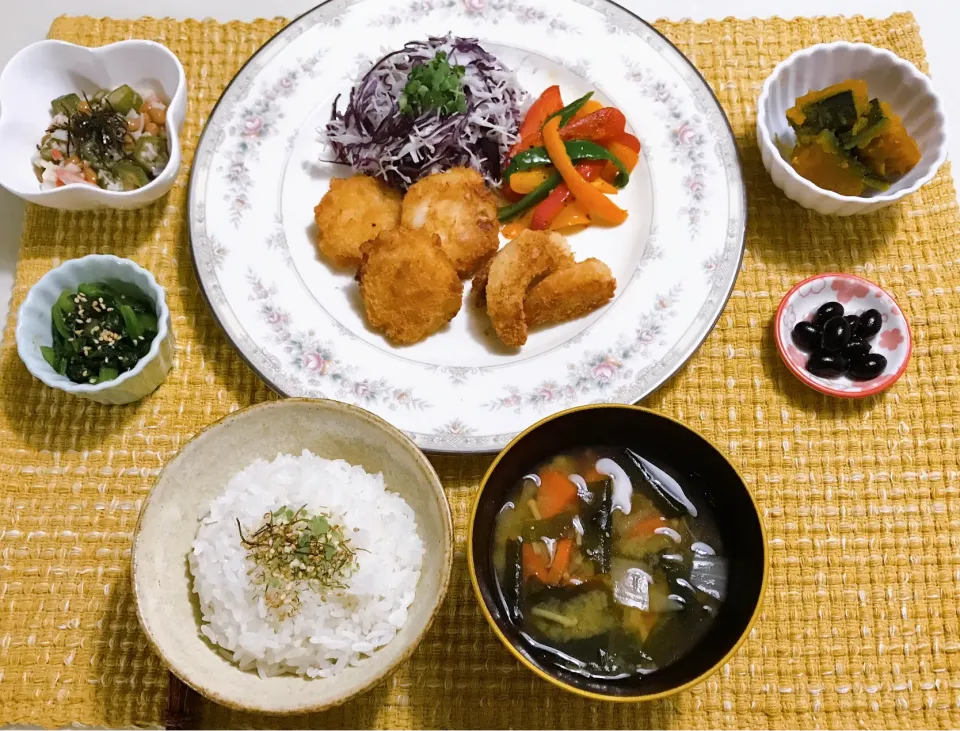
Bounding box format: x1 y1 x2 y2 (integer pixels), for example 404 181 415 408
189 0 745 451
774 273 912 398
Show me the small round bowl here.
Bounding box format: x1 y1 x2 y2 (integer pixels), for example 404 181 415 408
132 399 453 715
0 40 186 210
757 42 947 216
774 272 912 398
15 254 174 405
468 404 767 702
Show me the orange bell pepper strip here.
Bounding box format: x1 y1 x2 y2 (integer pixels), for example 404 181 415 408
546 538 574 584
601 141 640 184
530 160 605 231
508 168 553 195
549 201 591 231
522 542 549 582
501 208 535 238
592 179 619 195
509 85 563 156
543 117 627 225
572 98 604 121
536 470 579 519
558 108 627 144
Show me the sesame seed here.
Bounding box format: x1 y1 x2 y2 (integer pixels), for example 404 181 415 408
85 318 91 323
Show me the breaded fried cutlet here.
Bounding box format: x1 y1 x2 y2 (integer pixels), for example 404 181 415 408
486 230 573 347
357 227 463 345
525 258 616 327
314 175 402 267
400 167 499 277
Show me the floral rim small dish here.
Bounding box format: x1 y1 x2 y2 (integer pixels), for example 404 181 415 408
16 254 174 404
0 40 187 210
774 273 911 398
757 42 947 216
189 0 746 453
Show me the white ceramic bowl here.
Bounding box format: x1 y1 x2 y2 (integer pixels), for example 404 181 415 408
0 40 187 210
757 42 947 216
16 255 174 404
133 399 454 715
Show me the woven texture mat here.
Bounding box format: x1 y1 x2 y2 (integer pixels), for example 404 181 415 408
1 10 958 730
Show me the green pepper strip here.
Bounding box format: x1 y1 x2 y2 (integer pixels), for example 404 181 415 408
504 140 631 188
545 91 594 128
498 171 562 222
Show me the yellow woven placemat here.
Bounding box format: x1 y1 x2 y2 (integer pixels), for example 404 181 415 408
1 9 958 730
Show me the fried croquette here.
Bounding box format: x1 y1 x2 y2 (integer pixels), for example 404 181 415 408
314 175 402 267
525 258 616 327
400 167 499 277
356 227 463 345
486 230 574 347
471 256 493 308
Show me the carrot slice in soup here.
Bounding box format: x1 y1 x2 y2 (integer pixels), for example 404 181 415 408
536 470 579 518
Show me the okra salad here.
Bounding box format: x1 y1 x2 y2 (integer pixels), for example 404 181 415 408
33 85 170 191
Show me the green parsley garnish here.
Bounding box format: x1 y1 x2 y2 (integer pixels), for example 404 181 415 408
398 51 467 117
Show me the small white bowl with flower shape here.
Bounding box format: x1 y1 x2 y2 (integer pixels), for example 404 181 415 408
16 255 174 404
0 39 186 210
757 42 947 216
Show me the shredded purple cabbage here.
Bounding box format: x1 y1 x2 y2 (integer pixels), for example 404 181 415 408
326 35 523 190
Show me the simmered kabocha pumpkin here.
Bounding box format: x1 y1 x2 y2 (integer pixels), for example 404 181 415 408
790 130 868 197
786 79 869 136
856 101 922 179
783 79 920 196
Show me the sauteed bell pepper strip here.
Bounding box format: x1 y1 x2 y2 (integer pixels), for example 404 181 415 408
508 169 552 194
530 160 605 230
542 116 628 225
557 107 627 144
509 85 563 156
601 134 641 184
549 200 591 230
573 98 604 121
545 91 595 127
498 171 563 221
504 141 630 188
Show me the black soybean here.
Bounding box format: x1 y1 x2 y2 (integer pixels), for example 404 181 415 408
842 339 871 359
813 301 844 328
806 352 847 377
847 353 887 380
792 321 821 351
843 314 860 331
857 309 882 339
820 316 851 352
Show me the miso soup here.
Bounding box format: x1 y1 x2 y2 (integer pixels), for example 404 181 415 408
491 446 726 680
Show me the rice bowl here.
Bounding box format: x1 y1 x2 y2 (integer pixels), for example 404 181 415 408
190 451 425 679
132 398 452 714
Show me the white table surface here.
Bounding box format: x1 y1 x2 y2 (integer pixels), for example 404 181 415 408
0 3 952 730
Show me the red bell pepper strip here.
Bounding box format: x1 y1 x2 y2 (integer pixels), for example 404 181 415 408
509 85 563 156
530 160 605 230
558 108 627 144
613 131 641 152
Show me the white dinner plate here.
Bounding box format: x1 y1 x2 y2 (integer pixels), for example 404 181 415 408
189 0 745 453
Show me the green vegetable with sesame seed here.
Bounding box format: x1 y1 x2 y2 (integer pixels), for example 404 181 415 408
45 280 158 385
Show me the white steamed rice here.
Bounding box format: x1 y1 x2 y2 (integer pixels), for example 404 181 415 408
189 450 424 679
